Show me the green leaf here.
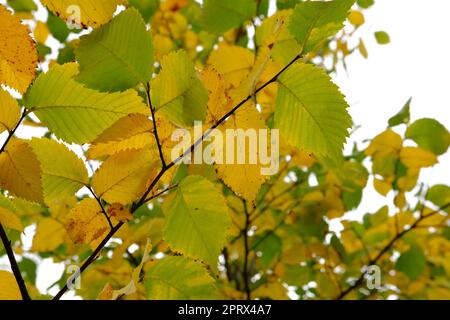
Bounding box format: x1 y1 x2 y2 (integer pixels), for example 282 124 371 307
375 31 390 45
396 246 426 281
47 11 71 43
163 175 230 270
152 50 207 127
405 118 450 155
7 0 37 12
388 98 411 127
129 0 159 22
24 63 149 144
357 0 374 9
18 257 37 285
426 185 450 213
253 232 282 267
288 0 355 54
145 256 217 299
28 138 88 205
76 8 154 92
275 62 351 158
202 0 257 34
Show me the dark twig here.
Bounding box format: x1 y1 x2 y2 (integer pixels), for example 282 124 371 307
146 82 166 169
0 109 27 154
0 223 31 300
86 186 113 229
242 200 251 300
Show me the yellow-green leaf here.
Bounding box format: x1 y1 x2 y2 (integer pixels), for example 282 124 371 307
24 63 149 144
163 175 230 270
0 139 43 203
152 50 207 127
92 149 159 205
0 207 23 231
0 88 21 134
145 256 217 299
28 138 88 204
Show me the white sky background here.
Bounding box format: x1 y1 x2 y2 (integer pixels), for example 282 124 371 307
0 0 449 299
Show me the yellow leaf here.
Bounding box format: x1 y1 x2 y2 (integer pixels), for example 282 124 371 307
0 88 21 134
0 5 38 93
0 271 21 300
397 168 420 191
0 207 23 231
64 198 109 245
400 147 438 168
41 0 123 28
394 192 407 209
32 218 66 252
374 178 391 196
365 129 403 156
108 203 133 223
97 283 114 300
208 44 254 89
92 149 159 205
0 139 44 203
348 10 365 27
34 21 49 44
88 114 153 160
359 38 368 59
201 67 232 124
215 103 269 204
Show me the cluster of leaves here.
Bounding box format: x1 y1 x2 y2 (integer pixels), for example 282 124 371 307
0 0 449 300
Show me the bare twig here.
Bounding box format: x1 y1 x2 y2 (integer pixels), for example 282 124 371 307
0 108 27 154
86 186 113 229
242 200 251 300
146 82 166 169
0 223 31 300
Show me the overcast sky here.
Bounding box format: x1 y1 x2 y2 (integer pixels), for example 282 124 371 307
1 0 449 298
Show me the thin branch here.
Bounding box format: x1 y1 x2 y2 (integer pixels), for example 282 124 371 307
222 247 233 283
146 82 166 169
126 249 139 267
0 108 27 154
52 222 124 300
336 202 450 300
0 223 31 300
52 51 304 300
142 183 179 205
242 200 251 300
87 186 113 229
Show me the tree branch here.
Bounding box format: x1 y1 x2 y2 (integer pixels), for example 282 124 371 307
242 200 251 300
0 108 31 300
336 202 450 300
0 222 31 300
86 186 113 229
146 82 166 169
0 108 27 154
52 51 304 300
